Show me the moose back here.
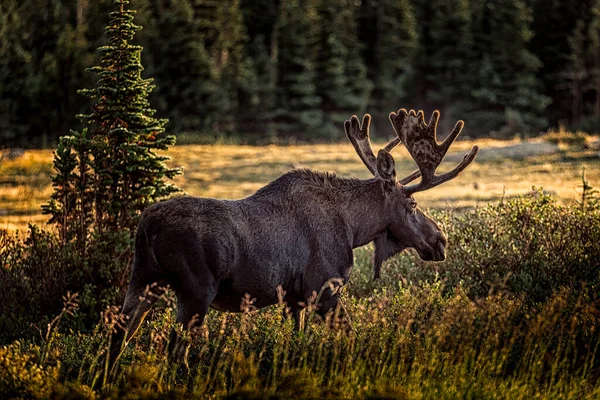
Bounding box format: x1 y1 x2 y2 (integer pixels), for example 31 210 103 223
109 109 479 363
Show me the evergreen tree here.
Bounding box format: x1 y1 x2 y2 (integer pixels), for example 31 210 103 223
275 0 323 137
529 0 580 125
314 0 372 138
143 0 219 133
340 3 372 117
193 0 250 133
468 0 549 135
359 0 417 132
562 0 600 129
0 0 31 143
411 0 472 128
590 0 600 120
239 35 277 136
45 0 182 240
43 129 95 248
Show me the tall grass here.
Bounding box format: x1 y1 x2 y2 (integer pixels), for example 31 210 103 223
1 184 599 398
2 283 599 399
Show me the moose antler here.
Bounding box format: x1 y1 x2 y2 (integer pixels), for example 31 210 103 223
344 114 422 184
389 109 479 195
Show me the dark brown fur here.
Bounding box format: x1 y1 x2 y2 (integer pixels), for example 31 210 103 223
109 109 476 366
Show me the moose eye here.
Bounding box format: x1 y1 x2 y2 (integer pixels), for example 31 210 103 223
409 200 417 210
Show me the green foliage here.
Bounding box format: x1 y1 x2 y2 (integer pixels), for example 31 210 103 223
314 0 372 138
563 0 600 132
467 0 550 136
274 0 323 137
44 0 181 249
3 187 600 397
351 190 600 303
6 0 600 143
2 282 600 398
360 0 417 130
0 226 129 344
0 342 57 399
143 0 220 133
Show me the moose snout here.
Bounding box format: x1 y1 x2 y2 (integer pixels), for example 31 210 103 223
419 233 447 262
433 238 446 261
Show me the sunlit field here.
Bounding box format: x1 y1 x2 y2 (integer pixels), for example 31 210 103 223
1 135 599 233
2 133 600 398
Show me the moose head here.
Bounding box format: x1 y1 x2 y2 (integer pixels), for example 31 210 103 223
344 109 479 279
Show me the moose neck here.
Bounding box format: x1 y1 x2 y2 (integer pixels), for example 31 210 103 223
340 179 391 248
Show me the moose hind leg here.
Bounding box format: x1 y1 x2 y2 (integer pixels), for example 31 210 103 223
168 275 218 361
109 271 166 368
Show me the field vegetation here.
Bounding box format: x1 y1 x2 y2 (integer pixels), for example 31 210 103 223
2 1 600 397
1 137 600 398
1 135 599 233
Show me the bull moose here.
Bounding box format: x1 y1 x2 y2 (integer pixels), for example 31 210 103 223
109 109 479 364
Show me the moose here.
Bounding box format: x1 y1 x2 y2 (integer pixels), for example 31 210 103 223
109 109 479 364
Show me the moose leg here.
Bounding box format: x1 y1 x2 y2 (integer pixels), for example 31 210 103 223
167 277 217 362
109 269 166 369
316 289 344 324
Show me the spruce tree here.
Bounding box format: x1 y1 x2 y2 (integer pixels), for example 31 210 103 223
0 0 30 143
468 0 549 135
411 0 472 128
45 0 181 241
143 0 219 133
239 35 277 136
275 0 323 137
359 0 417 132
529 0 580 125
194 0 250 133
314 0 372 138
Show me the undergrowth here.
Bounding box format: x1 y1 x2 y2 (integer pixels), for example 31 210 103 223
0 183 599 398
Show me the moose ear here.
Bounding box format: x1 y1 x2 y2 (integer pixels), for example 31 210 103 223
376 149 396 182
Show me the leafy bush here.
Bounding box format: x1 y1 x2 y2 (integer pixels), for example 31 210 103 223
0 342 56 399
1 282 596 399
0 227 130 344
351 190 600 302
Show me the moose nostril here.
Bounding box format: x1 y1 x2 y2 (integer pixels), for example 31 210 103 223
439 234 448 246
435 240 446 261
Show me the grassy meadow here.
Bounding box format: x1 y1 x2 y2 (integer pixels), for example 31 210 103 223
1 132 600 399
1 134 599 232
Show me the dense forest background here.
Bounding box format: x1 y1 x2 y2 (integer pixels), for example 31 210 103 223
1 0 600 147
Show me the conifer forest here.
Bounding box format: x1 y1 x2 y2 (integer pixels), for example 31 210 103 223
2 0 600 146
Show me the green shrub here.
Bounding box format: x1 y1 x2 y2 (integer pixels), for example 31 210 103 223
0 342 56 399
0 226 130 344
351 190 600 302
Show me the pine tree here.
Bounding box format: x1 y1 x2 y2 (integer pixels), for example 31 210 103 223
193 0 250 133
239 35 277 136
45 0 182 240
359 0 417 132
314 0 372 138
340 3 372 117
529 0 580 125
43 129 95 248
275 0 323 137
564 20 590 125
562 0 600 129
142 0 219 133
468 0 550 135
0 0 31 143
411 0 472 127
588 0 600 120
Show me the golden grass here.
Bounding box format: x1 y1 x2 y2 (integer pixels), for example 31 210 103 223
1 138 599 232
